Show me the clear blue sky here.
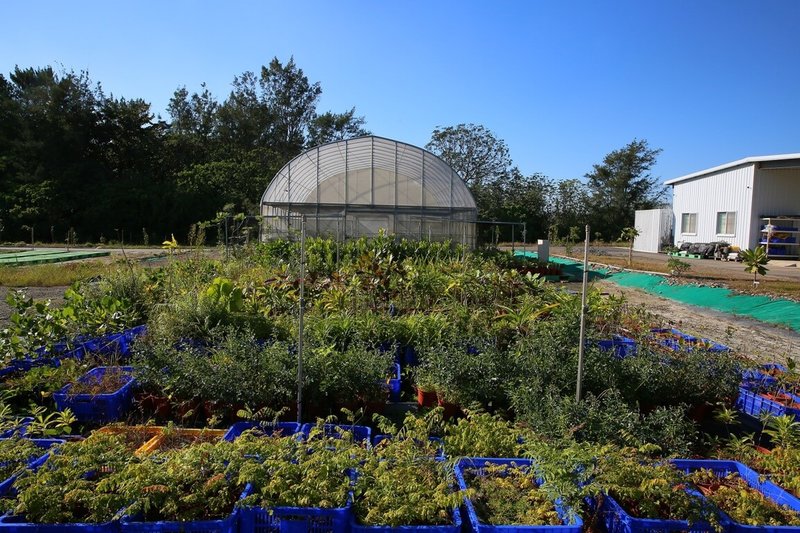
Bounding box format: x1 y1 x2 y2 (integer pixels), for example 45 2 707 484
2 0 798 183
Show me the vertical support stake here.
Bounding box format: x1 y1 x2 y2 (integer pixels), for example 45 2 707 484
297 215 307 424
576 224 590 402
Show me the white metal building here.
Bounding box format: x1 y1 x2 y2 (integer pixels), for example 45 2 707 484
260 136 477 244
666 154 800 258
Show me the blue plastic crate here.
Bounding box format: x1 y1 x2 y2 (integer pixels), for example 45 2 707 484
596 491 721 533
650 328 698 352
0 438 64 496
697 338 731 353
300 424 371 445
120 512 238 533
401 346 418 367
671 459 800 532
79 326 144 358
350 508 461 533
597 336 637 359
119 484 247 533
238 500 351 533
53 366 137 424
454 457 583 533
223 422 301 442
9 355 58 373
741 363 787 387
736 386 800 421
0 514 118 532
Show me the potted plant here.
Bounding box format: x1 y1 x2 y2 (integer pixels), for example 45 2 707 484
53 366 137 424
352 437 462 532
1 432 132 527
115 440 249 531
589 452 722 532
238 423 365 533
0 436 63 493
455 458 582 532
675 459 800 528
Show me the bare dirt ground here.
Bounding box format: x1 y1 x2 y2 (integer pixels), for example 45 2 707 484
594 279 800 364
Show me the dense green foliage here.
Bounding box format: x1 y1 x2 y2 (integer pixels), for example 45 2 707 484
0 59 367 244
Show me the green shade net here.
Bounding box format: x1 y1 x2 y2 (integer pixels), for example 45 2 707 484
514 251 800 332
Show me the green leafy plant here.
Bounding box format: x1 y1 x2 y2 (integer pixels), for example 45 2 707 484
463 462 561 526
688 468 800 526
740 246 769 285
667 256 692 276
619 226 640 267
354 436 462 526
443 409 528 458
762 415 800 449
113 440 243 522
756 446 800 498
590 450 721 529
239 421 365 509
205 277 244 313
5 432 132 523
0 438 46 479
25 405 77 437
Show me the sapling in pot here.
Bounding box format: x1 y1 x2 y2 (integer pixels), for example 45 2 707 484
354 438 462 527
463 462 562 526
0 437 47 480
687 468 800 527
2 432 132 524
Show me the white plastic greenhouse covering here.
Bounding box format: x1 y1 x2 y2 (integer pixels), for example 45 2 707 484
260 136 478 245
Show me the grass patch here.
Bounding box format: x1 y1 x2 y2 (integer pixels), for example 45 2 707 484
725 279 800 301
0 260 114 287
586 255 671 273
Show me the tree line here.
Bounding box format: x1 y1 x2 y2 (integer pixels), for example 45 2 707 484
426 125 666 243
0 58 665 246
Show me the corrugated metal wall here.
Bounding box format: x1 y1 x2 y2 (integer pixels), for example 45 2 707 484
671 164 755 248
633 208 673 253
752 167 800 248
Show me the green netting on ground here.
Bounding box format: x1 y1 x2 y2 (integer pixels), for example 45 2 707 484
0 250 110 266
514 251 800 332
608 271 800 332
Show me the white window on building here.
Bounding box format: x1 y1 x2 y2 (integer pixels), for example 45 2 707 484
716 211 736 235
681 213 697 234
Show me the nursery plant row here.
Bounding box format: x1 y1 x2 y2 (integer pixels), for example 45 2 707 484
0 416 799 532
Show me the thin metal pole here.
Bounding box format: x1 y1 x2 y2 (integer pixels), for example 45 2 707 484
297 215 306 424
575 224 590 402
336 218 341 273
511 225 515 254
522 223 527 254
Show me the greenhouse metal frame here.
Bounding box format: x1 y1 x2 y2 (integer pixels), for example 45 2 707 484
260 136 478 245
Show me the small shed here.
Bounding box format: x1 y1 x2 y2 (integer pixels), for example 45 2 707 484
633 208 673 253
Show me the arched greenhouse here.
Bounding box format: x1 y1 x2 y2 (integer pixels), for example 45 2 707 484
260 136 477 245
